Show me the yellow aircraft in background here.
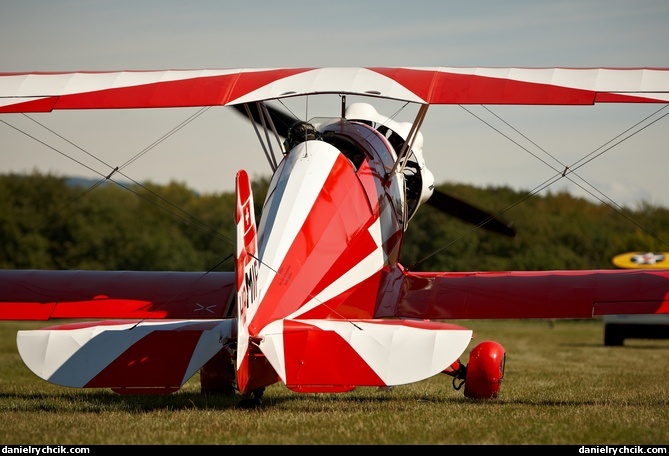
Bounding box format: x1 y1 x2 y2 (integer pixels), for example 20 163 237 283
605 252 669 346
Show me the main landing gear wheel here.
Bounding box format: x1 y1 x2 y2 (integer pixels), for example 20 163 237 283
237 387 265 409
443 340 506 399
199 348 236 395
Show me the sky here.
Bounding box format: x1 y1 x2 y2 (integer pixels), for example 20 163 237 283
1 0 668 209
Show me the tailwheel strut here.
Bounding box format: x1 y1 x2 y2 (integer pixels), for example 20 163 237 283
442 359 467 391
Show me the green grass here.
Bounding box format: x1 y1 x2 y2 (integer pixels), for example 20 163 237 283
1 319 668 444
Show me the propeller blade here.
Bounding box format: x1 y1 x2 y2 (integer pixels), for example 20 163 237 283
231 102 297 138
427 189 516 238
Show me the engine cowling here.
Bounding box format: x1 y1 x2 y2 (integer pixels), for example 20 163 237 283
463 340 506 399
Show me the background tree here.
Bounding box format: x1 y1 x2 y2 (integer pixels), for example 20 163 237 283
2 172 668 272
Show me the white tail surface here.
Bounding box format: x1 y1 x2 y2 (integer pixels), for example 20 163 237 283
17 319 233 391
258 318 473 391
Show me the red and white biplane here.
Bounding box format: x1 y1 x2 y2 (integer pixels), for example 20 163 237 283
1 67 669 408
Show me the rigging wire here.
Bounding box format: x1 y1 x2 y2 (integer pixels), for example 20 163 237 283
470 104 669 243
2 108 245 325
2 110 242 328
410 104 669 269
6 97 669 282
2 108 235 250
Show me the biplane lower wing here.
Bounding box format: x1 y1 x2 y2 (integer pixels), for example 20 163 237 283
392 268 669 320
0 270 236 320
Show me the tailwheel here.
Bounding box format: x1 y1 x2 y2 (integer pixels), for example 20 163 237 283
442 340 506 399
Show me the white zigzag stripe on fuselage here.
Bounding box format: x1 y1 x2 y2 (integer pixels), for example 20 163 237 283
288 214 386 320
251 142 339 323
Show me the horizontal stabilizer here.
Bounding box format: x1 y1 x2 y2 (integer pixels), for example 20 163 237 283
258 319 472 392
17 319 233 393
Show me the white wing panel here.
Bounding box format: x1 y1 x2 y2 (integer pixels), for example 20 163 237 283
229 68 426 104
0 69 243 97
440 67 669 93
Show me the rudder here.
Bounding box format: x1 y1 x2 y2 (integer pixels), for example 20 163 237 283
234 170 278 395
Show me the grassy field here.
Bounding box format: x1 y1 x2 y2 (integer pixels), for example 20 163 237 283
1 319 668 445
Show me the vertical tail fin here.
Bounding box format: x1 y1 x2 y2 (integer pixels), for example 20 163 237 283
235 170 259 395
234 170 279 395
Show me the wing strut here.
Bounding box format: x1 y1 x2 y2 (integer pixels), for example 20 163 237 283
390 103 430 177
241 103 281 171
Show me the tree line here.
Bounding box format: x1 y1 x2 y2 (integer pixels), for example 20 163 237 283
1 171 668 272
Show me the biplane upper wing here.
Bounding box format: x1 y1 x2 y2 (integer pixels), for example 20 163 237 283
1 67 668 114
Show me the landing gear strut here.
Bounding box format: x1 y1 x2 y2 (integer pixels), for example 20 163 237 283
237 387 265 409
200 347 236 395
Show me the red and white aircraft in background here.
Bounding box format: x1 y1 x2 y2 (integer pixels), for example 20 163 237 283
1 67 669 408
